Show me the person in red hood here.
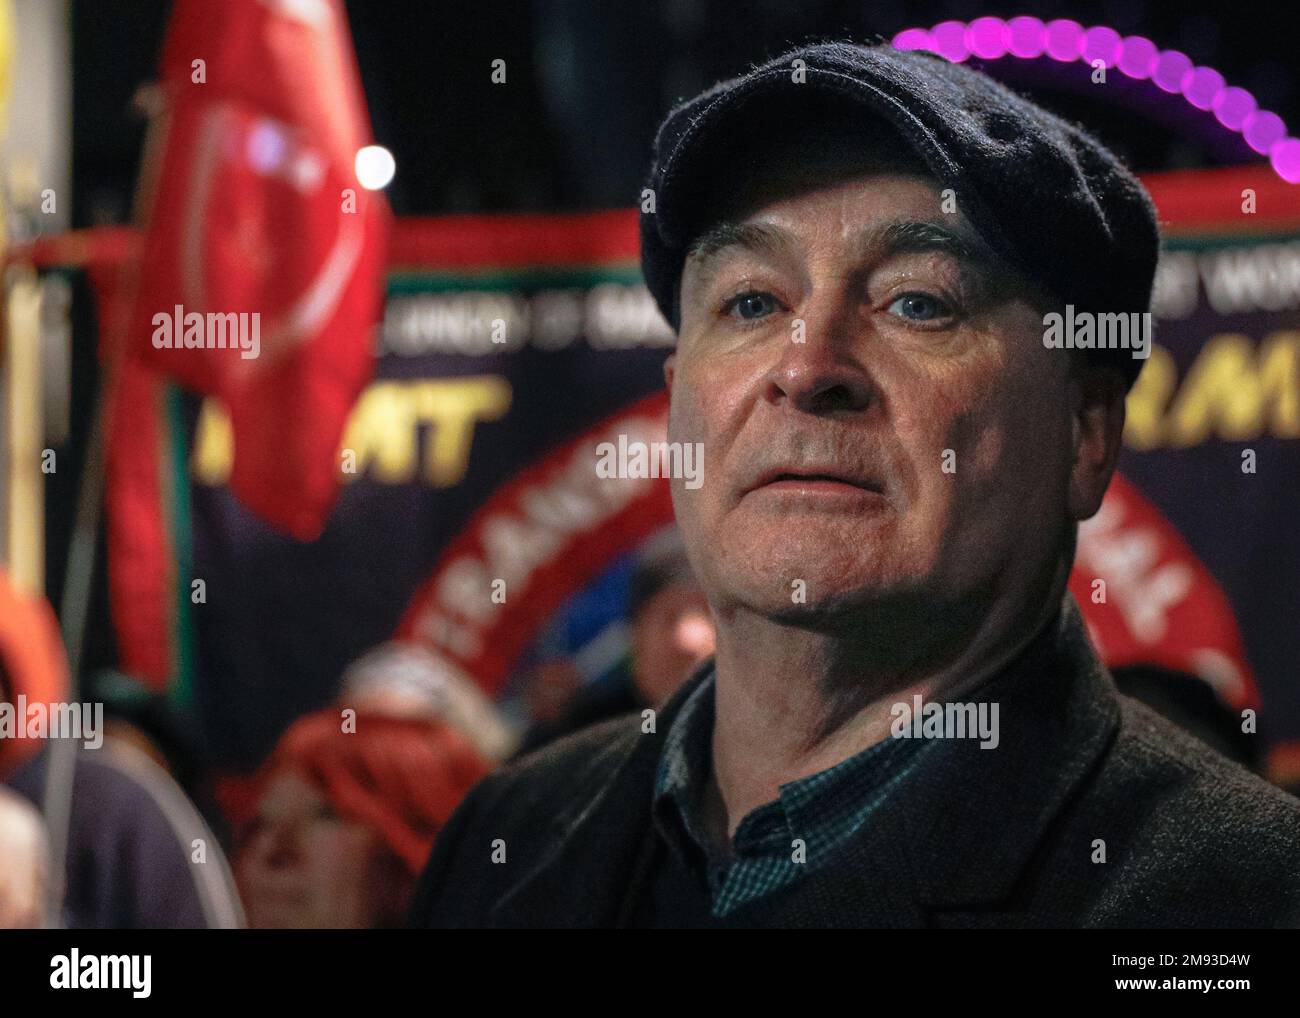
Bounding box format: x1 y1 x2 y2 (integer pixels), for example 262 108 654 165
234 709 490 928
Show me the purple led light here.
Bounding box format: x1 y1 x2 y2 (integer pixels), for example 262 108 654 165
1244 110 1287 155
893 18 1300 185
1117 35 1158 79
1007 16 1046 58
1082 26 1122 67
1182 66 1225 111
1045 19 1084 62
1152 49 1193 93
932 20 970 62
967 16 1010 59
892 28 933 52
1213 87 1256 131
1272 138 1300 184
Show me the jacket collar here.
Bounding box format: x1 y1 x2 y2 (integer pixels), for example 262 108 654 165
833 595 1120 918
490 661 710 927
719 596 1121 927
492 595 1120 926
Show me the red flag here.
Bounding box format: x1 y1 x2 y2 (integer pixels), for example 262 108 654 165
129 0 389 539
1070 473 1259 711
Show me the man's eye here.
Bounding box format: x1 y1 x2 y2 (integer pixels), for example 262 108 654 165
887 292 951 322
722 291 780 321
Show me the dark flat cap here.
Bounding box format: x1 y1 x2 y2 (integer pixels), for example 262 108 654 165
640 41 1160 386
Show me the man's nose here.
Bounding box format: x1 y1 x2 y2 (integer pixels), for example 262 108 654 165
763 303 876 413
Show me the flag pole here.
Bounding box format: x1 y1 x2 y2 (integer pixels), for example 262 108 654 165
39 83 164 928
39 361 111 926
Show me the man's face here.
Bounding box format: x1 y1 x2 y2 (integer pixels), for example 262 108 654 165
666 170 1095 624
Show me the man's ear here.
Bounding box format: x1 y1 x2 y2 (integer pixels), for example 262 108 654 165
1068 364 1127 521
663 353 676 393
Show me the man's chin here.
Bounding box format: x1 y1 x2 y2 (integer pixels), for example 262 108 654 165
717 528 894 583
714 566 900 621
721 503 898 560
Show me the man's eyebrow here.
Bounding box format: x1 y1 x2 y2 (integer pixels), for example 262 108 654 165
684 217 1000 273
856 219 999 268
686 221 790 266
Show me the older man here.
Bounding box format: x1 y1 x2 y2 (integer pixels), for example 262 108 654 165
411 42 1300 928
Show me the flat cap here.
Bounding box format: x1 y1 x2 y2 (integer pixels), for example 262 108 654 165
640 41 1160 385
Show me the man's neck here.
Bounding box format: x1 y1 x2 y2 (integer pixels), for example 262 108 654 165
705 566 1069 839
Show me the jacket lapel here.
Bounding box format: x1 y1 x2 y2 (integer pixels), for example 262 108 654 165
785 597 1121 926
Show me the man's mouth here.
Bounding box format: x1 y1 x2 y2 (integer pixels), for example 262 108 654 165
744 468 888 500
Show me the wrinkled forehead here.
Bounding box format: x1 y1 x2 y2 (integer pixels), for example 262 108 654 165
683 178 1004 310
680 107 1035 308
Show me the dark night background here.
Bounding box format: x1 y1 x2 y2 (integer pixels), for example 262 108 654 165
70 0 1300 226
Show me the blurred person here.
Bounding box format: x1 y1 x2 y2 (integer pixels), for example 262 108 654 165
6 737 244 929
235 710 489 928
0 784 49 928
522 657 582 727
84 669 234 845
340 641 518 761
625 531 717 707
0 568 242 928
516 531 715 755
412 44 1300 928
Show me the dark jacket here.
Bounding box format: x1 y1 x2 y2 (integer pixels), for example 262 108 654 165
410 599 1300 928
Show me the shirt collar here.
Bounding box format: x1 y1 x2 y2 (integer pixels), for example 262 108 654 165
652 668 718 869
652 665 931 869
